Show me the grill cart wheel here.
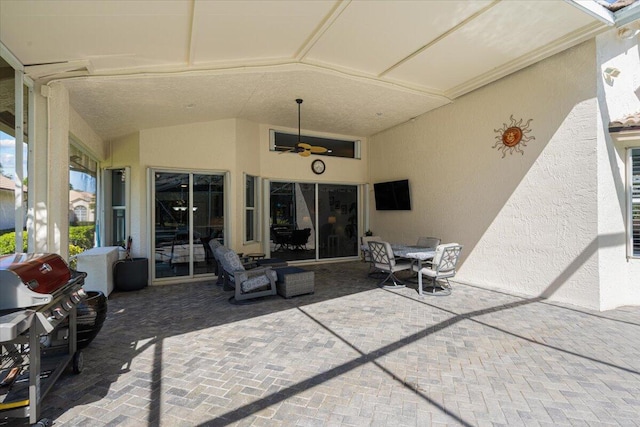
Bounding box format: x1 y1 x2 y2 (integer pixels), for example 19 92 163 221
72 351 84 374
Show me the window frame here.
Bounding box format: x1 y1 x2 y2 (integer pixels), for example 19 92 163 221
69 141 99 249
0 45 34 253
102 167 130 247
244 173 259 244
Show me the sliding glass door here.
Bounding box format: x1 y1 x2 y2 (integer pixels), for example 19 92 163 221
318 184 358 259
270 181 359 261
153 171 224 280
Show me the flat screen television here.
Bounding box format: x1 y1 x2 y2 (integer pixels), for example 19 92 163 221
374 179 411 210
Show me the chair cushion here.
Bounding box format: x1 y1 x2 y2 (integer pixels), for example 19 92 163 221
214 245 229 260
241 274 272 292
209 239 222 253
222 249 245 273
419 267 437 278
391 260 412 272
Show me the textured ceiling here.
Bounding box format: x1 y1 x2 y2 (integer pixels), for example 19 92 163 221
0 0 621 140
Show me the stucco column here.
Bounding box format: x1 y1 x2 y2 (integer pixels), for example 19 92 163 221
31 88 50 253
45 82 70 259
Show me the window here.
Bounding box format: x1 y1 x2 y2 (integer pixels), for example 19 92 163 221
152 170 224 280
245 174 258 242
74 206 88 222
270 130 360 159
104 168 128 247
69 143 98 252
630 148 640 257
269 181 359 262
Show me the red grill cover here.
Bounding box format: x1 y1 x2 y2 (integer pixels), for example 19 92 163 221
0 253 71 295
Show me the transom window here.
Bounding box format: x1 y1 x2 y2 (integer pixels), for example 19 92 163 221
270 130 360 159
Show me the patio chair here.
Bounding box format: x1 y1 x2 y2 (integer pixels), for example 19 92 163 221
218 248 277 303
412 236 441 270
367 240 412 289
360 235 383 276
208 239 224 284
290 228 311 250
411 243 462 296
271 226 292 251
416 236 440 248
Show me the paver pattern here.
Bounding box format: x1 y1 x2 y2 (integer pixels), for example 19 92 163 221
2 261 639 426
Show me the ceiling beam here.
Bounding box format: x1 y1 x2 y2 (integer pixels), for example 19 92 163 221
295 0 351 61
378 0 501 78
187 0 196 66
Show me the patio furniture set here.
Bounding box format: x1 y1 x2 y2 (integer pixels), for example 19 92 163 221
202 232 459 303
208 240 314 303
361 235 463 296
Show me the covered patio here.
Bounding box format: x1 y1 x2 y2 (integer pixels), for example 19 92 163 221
8 262 639 426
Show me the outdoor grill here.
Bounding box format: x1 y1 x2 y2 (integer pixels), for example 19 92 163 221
0 253 87 425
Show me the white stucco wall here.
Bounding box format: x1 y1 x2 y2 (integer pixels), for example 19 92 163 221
235 119 262 254
137 120 236 258
69 107 105 160
369 40 601 309
135 119 369 258
102 116 369 271
596 28 640 310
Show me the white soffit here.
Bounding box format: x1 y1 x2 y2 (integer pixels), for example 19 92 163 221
385 0 600 95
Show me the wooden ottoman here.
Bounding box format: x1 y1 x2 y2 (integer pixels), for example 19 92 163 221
274 266 314 298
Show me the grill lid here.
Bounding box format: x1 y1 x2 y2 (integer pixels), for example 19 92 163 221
0 253 73 310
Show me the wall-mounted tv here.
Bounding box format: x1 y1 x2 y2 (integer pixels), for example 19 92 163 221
374 179 411 210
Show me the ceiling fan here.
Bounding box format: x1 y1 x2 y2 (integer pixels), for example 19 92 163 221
278 99 328 157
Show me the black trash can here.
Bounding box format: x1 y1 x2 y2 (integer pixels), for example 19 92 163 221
113 257 148 291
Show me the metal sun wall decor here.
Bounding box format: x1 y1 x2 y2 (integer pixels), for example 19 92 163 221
493 115 535 158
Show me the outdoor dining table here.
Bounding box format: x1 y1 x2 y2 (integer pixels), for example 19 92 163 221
391 244 436 296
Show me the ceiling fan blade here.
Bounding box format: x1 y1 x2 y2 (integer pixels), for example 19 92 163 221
275 145 295 154
299 150 311 157
297 142 311 150
309 146 328 154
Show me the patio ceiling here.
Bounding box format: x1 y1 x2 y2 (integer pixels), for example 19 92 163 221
0 0 629 140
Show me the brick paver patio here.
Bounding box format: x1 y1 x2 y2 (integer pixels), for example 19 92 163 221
3 261 639 426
